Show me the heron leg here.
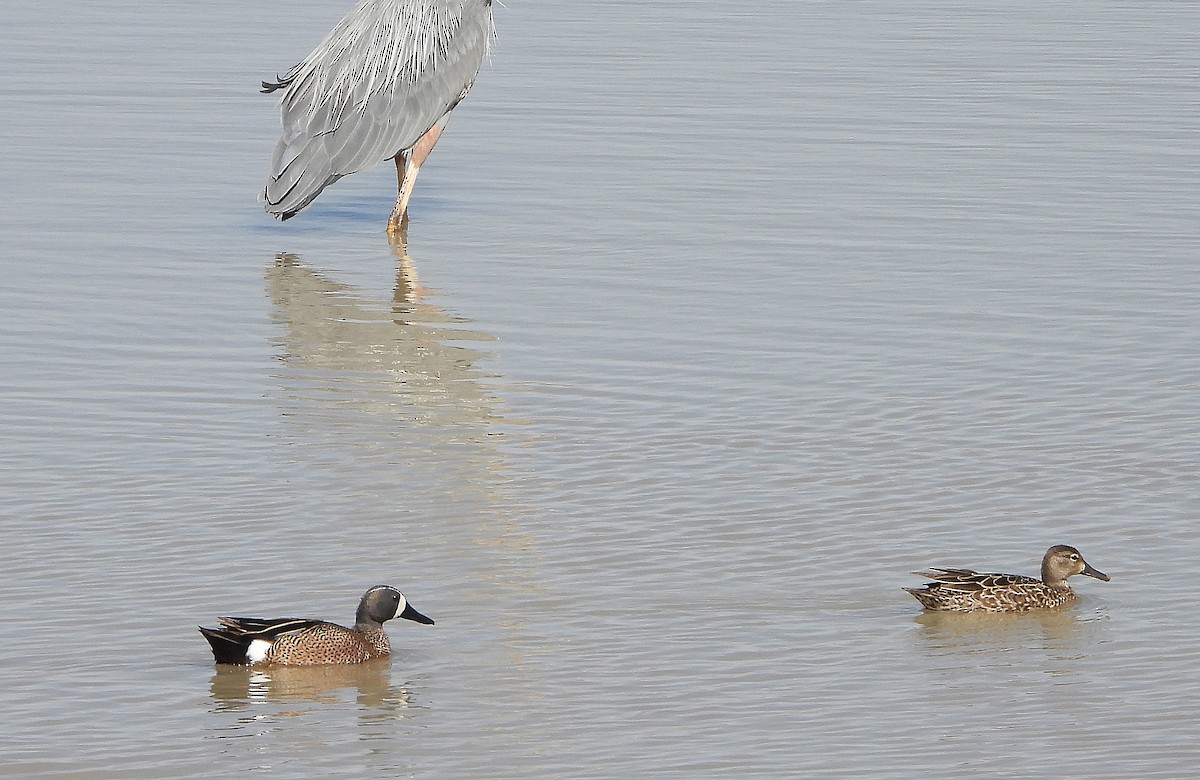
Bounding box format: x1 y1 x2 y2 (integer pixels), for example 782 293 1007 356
388 154 411 237
386 117 449 235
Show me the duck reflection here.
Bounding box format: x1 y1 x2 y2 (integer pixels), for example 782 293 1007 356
208 659 404 708
912 606 1106 657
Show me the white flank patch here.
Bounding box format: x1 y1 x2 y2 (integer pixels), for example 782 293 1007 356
247 639 272 664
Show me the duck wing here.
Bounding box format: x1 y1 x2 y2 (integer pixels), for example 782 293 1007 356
215 616 326 638
912 569 1041 591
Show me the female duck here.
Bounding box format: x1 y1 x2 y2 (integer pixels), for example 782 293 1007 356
905 545 1110 613
200 585 433 666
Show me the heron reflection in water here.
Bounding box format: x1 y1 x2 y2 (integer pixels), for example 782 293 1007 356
260 0 494 235
266 236 498 431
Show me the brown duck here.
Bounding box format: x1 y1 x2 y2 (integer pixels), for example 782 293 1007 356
200 585 433 666
905 545 1110 612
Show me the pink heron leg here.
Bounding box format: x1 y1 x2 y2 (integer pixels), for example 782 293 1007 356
387 116 449 236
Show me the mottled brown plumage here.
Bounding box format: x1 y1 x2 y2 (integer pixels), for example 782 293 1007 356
904 545 1110 613
200 585 433 666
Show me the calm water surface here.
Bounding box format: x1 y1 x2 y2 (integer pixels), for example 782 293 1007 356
2 1 1198 777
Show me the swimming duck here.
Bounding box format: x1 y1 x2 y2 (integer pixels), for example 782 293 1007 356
200 585 433 666
904 545 1110 612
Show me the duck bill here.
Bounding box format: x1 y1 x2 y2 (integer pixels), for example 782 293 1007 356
1081 562 1110 582
400 602 435 625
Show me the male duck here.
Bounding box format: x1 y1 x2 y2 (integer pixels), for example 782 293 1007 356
904 545 1110 612
200 585 433 666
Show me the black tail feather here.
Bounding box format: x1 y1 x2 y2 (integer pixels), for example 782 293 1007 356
199 626 251 665
260 74 294 94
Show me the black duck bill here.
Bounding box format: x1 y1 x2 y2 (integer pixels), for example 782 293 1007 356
400 601 435 625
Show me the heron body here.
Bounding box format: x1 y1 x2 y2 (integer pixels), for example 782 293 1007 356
262 0 493 233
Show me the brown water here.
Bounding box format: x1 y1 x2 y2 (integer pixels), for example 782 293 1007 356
2 0 1198 777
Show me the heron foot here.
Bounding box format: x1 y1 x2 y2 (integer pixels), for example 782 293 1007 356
386 209 409 240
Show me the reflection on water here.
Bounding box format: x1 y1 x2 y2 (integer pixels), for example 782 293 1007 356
260 228 536 573
208 660 417 712
265 235 500 433
912 605 1109 662
263 233 523 516
206 661 425 753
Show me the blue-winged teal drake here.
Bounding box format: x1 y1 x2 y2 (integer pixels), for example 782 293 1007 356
200 585 433 666
904 545 1110 613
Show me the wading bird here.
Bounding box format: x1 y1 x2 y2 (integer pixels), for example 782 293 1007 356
261 0 493 235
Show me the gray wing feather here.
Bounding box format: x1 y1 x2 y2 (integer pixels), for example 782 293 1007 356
263 0 491 218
